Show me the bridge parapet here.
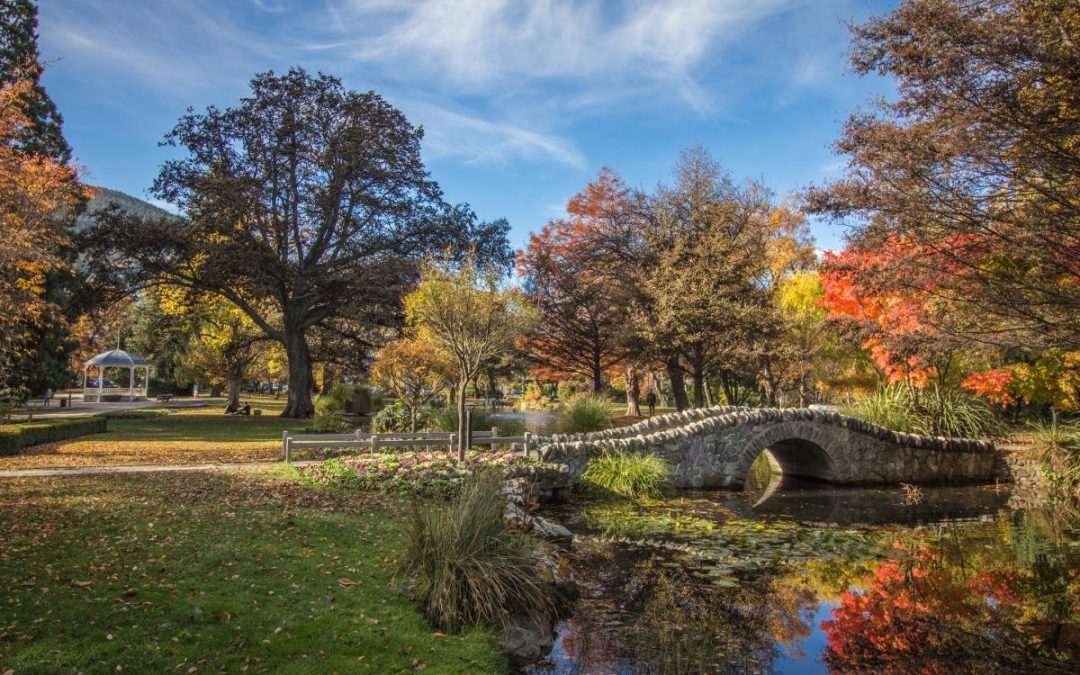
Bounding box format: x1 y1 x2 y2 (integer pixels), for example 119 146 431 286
537 407 997 489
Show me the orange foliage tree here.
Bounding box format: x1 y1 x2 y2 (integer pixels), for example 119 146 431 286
819 242 964 388
0 74 85 395
516 168 634 393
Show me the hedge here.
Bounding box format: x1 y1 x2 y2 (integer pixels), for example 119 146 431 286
0 417 108 456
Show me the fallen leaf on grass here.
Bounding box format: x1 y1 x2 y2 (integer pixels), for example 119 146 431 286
71 580 93 588
336 578 356 588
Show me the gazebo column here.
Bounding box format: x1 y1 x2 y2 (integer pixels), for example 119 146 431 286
129 366 135 400
98 365 104 402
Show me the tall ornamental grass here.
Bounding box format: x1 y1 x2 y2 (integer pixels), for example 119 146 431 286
581 451 671 499
561 394 613 434
842 384 1001 438
1028 419 1080 501
401 474 552 632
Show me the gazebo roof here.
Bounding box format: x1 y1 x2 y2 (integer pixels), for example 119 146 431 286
85 349 148 367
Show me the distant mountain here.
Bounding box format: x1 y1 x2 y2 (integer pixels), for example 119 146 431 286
75 187 177 231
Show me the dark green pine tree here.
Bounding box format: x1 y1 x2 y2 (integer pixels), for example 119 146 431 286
1 0 81 400
0 0 70 161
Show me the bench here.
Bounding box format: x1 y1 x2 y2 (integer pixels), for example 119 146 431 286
156 394 174 402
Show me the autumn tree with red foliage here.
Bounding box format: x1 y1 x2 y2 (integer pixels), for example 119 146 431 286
807 0 1080 353
818 243 956 388
517 168 635 393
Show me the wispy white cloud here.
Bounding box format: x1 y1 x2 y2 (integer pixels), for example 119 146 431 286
405 101 586 170
40 0 281 97
323 0 801 110
39 0 860 173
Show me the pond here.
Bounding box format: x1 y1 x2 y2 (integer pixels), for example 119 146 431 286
529 480 1080 674
491 410 560 435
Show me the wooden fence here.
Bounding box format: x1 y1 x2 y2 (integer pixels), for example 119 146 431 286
282 428 536 462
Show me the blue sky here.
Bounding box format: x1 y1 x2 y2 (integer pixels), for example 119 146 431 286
38 0 895 252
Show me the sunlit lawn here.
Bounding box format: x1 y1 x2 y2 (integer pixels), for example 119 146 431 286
0 467 502 673
0 399 312 470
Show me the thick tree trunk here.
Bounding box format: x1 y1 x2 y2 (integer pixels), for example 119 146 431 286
761 362 778 407
625 366 641 417
666 356 689 411
704 378 715 407
282 327 315 418
456 378 469 461
692 365 705 408
227 370 243 408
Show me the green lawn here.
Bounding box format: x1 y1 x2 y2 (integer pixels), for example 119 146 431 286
0 403 312 470
0 467 503 673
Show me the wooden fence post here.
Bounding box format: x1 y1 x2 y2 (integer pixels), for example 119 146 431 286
282 430 291 463
523 431 532 459
369 434 377 454
490 427 498 450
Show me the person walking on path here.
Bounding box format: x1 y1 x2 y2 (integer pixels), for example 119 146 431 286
42 388 53 408
646 390 657 416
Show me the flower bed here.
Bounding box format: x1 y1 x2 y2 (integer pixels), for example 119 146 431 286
301 450 539 497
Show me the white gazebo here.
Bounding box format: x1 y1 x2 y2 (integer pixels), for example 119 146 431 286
83 349 149 402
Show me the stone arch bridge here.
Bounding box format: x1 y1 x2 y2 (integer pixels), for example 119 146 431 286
537 406 997 490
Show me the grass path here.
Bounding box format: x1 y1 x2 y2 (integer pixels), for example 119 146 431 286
0 466 503 673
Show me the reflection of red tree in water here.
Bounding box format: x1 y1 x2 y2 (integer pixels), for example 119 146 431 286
822 543 1031 674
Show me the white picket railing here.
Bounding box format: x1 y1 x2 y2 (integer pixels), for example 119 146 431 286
281 428 536 462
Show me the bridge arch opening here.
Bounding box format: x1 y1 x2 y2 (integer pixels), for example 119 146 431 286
746 438 838 488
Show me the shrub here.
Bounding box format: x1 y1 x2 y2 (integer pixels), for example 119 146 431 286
580 450 671 499
96 408 173 420
401 473 553 632
842 384 1001 438
560 394 612 434
0 417 108 455
430 407 526 438
373 399 432 432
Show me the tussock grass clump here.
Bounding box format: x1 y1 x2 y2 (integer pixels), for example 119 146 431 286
561 394 613 434
581 451 671 499
401 474 552 632
1028 419 1080 461
842 384 1001 438
1028 420 1080 500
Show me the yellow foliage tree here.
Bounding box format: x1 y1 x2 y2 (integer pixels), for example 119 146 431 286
159 289 274 407
403 259 533 456
370 339 454 431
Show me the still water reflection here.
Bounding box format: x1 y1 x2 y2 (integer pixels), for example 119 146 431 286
531 482 1080 674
